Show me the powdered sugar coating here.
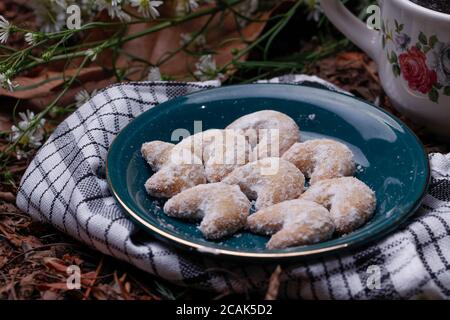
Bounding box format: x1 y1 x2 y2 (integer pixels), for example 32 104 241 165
247 199 335 249
170 129 252 182
164 183 251 240
202 130 251 182
145 155 206 198
222 157 305 210
170 129 223 164
226 110 300 160
142 129 251 198
141 141 175 171
301 177 376 235
282 139 355 185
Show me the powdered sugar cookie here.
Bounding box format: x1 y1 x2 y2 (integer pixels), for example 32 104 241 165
202 130 251 182
247 199 335 249
301 177 376 234
169 129 251 182
222 157 305 210
226 110 300 160
145 154 206 198
282 139 355 184
170 129 223 164
141 141 175 171
164 183 251 239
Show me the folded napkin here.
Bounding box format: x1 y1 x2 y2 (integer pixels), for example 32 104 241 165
17 75 450 299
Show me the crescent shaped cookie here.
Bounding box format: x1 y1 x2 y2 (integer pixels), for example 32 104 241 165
144 157 207 198
141 141 175 171
164 183 251 240
247 199 335 249
170 129 223 164
222 157 305 210
202 130 251 182
301 177 376 235
170 129 251 182
226 110 300 160
282 139 355 184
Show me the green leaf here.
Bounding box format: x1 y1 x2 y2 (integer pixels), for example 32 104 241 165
429 35 438 48
444 86 450 96
395 20 404 33
423 46 431 54
419 32 428 45
395 20 400 33
392 64 401 77
429 88 439 103
416 42 422 50
390 51 398 63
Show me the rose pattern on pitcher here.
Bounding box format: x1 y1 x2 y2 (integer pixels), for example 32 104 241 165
382 19 450 103
399 47 438 94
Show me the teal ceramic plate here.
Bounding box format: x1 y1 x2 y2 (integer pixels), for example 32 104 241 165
107 84 430 260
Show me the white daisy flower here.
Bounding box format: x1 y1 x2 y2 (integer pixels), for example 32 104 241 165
0 73 17 91
187 0 199 10
97 0 131 21
305 2 322 22
24 32 43 46
10 110 46 150
194 55 223 81
15 149 30 160
30 1 67 33
75 89 98 107
0 15 12 43
176 0 199 14
130 0 164 19
236 0 259 27
85 48 99 61
147 67 162 81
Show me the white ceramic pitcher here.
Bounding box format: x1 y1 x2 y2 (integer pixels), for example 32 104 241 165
321 0 450 138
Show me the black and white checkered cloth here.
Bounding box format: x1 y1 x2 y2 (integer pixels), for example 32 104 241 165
17 75 450 299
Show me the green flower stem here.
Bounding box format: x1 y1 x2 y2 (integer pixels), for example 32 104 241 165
219 0 303 74
5 56 90 153
156 11 217 67
14 0 243 74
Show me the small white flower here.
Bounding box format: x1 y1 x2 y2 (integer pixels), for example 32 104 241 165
10 110 46 153
85 48 99 61
30 1 66 33
0 73 17 91
24 32 42 46
175 0 200 15
0 15 12 43
194 55 223 81
97 0 131 21
236 0 259 27
304 0 322 22
147 67 162 81
75 89 98 107
187 0 199 10
130 0 164 19
15 149 30 160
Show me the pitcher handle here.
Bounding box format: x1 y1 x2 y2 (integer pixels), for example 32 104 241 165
320 0 381 63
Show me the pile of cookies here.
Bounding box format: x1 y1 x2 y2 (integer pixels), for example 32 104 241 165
141 110 376 249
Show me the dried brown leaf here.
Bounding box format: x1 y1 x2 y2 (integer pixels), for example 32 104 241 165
265 265 282 300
